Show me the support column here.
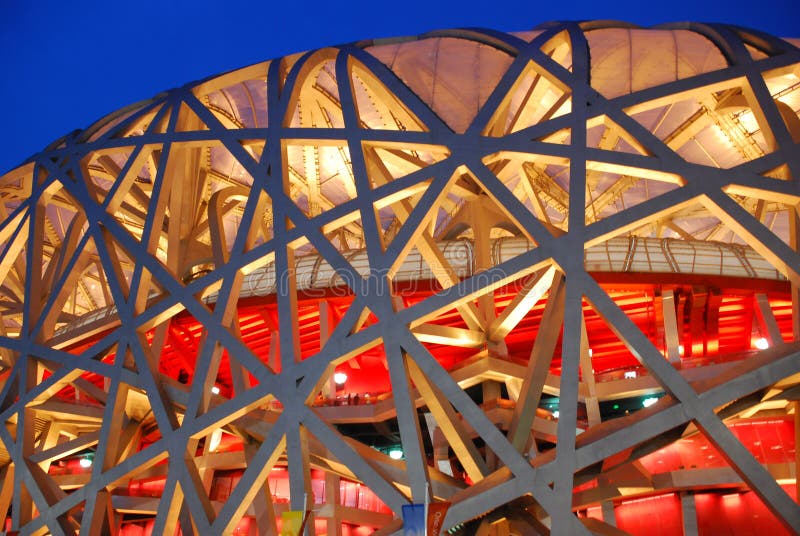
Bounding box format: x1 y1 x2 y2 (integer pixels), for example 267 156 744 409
705 290 722 355
789 207 800 342
579 318 600 426
505 378 522 402
662 289 681 365
0 464 15 528
755 293 783 345
36 420 61 474
325 472 341 536
470 197 496 331
795 401 800 504
687 288 707 357
681 492 698 536
483 381 502 470
791 209 800 504
268 330 279 372
287 424 313 535
319 301 336 400
483 381 501 404
508 275 566 452
14 359 39 528
246 441 278 536
424 414 454 477
600 500 617 527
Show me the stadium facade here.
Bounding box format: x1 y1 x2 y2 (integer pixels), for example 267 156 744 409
0 20 799 535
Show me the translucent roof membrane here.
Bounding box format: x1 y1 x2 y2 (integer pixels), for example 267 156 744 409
1 23 800 535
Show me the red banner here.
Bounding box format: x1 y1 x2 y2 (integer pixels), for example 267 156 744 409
427 501 451 536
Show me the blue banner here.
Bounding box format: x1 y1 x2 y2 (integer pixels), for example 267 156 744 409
402 503 426 536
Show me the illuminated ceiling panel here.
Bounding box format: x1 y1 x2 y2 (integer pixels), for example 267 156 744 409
0 20 799 535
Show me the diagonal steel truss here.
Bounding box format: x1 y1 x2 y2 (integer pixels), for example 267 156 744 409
0 20 799 535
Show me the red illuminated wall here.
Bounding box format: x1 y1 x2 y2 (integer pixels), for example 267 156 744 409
614 494 684 536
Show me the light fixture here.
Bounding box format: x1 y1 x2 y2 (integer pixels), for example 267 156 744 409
552 410 560 419
209 429 223 452
642 397 659 408
624 371 637 379
333 372 348 385
79 457 92 468
755 337 769 350
388 448 403 460
211 385 220 395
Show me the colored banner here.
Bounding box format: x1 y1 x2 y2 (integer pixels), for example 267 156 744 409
427 501 451 536
402 503 426 536
280 510 304 536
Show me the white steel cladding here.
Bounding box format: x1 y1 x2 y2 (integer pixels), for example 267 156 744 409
0 21 800 535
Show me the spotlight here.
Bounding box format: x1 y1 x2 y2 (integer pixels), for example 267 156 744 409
755 337 769 350
79 457 92 468
333 372 348 385
211 386 220 395
552 410 560 419
388 448 403 460
642 397 659 408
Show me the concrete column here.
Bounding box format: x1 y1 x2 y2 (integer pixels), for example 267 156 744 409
795 401 800 504
483 381 502 470
681 492 698 536
483 380 501 403
319 302 336 400
325 472 342 536
601 500 617 527
505 378 522 402
662 290 681 364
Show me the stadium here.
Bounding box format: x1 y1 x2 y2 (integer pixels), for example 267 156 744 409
0 20 799 535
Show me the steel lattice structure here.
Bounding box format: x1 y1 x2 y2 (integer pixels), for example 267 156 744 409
1 20 800 535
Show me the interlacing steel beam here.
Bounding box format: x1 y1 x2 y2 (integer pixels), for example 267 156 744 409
0 20 798 536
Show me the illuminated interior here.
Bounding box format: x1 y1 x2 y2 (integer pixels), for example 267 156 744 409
0 20 799 535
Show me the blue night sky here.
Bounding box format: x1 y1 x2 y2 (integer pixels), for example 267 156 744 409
1 0 797 174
